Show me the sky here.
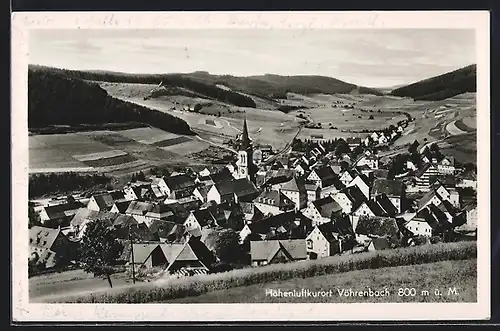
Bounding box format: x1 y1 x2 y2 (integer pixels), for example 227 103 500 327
29 29 476 88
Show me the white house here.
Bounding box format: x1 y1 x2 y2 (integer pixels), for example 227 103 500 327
378 135 388 144
339 169 357 187
87 193 115 212
405 218 433 237
280 177 307 210
347 175 370 200
123 186 138 201
305 184 320 203
307 166 337 189
350 201 387 232
198 167 212 177
254 190 295 216
354 153 379 170
406 160 418 171
302 196 343 227
306 222 341 259
206 181 235 205
371 178 404 213
437 156 456 175
370 132 379 141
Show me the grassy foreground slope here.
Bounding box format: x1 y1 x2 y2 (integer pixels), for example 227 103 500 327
391 64 476 101
172 259 477 303
40 241 476 303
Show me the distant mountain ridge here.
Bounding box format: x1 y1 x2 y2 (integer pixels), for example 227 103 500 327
28 65 384 105
390 64 476 101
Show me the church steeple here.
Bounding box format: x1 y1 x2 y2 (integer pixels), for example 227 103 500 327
236 117 255 183
240 117 251 151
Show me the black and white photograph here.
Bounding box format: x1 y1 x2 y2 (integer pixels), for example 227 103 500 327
12 11 490 321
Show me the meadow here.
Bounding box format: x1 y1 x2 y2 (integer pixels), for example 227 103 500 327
171 259 476 303
29 127 211 176
36 241 476 303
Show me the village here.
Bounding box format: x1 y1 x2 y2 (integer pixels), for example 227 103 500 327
28 117 478 282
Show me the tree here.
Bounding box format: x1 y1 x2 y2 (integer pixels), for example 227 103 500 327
204 228 245 264
408 140 419 154
136 171 146 182
369 115 374 120
28 202 40 229
78 220 124 288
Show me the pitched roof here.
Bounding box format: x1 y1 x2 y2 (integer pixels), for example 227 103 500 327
125 201 155 216
370 237 390 250
340 185 367 210
312 196 342 218
29 226 64 250
375 194 398 216
132 243 160 264
165 174 196 191
417 190 442 211
232 178 259 198
255 190 294 208
112 214 138 227
43 201 85 220
70 208 118 228
372 178 404 197
359 200 387 217
414 163 435 178
280 177 304 192
250 239 306 261
91 193 115 210
355 216 400 238
198 167 234 184
313 166 337 182
316 222 340 243
194 185 210 200
249 211 305 235
112 201 131 214
109 190 126 201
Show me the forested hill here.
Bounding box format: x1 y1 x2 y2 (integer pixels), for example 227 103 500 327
28 69 194 135
28 65 383 101
390 64 476 101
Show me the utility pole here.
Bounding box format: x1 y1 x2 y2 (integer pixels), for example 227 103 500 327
129 224 136 284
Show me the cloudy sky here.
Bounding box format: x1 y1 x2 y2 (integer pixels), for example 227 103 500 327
29 29 475 88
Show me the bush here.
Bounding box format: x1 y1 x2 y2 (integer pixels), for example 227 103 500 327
46 241 477 303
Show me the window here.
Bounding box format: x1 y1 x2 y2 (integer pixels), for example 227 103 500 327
307 240 313 249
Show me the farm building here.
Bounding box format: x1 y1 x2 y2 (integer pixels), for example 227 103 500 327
250 239 307 266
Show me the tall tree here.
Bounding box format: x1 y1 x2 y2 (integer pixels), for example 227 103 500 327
78 220 124 288
204 228 244 264
28 202 40 229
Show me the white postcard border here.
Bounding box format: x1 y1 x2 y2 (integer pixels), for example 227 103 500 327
11 11 491 321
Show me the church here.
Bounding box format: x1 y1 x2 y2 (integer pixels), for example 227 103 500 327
235 118 258 183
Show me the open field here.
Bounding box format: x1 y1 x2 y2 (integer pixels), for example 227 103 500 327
36 241 476 303
100 83 476 158
171 259 476 303
29 127 210 176
30 269 133 301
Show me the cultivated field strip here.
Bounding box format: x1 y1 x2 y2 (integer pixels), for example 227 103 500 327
92 159 149 173
118 127 181 145
152 136 192 148
162 140 211 156
81 154 138 168
72 150 128 162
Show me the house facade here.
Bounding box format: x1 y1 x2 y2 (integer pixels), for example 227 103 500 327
305 224 341 259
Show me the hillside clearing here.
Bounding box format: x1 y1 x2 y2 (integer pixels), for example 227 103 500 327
170 259 476 303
